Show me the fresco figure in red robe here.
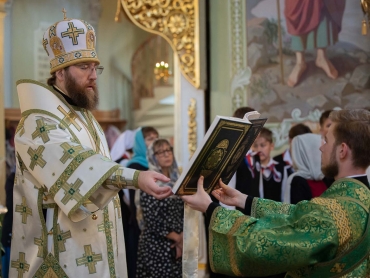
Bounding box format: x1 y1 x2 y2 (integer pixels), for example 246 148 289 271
284 0 346 87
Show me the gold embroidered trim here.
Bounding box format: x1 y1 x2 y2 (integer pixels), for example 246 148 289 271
251 198 259 218
21 109 80 144
209 206 223 272
33 253 69 277
311 198 352 255
53 207 60 261
42 203 57 209
68 165 120 220
15 116 28 136
227 215 248 276
49 150 95 197
278 203 293 215
103 206 116 277
50 52 100 73
37 189 48 259
133 170 140 189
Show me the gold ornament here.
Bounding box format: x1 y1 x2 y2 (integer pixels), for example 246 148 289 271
121 0 202 88
92 214 98 220
188 98 197 157
362 19 367 35
361 0 370 35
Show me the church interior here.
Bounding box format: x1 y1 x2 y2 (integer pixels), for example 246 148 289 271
0 0 369 277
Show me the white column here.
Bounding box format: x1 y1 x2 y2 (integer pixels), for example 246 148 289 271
0 0 8 206
173 54 205 170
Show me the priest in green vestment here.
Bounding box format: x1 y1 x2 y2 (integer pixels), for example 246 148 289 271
183 109 370 277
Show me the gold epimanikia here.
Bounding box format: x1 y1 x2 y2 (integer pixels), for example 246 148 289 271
121 0 201 88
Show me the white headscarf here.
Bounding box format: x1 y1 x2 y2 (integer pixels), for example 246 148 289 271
283 133 324 203
110 129 136 162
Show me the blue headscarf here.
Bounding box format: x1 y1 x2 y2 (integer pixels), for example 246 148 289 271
126 128 149 169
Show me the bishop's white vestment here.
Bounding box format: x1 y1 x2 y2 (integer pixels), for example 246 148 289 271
10 80 138 278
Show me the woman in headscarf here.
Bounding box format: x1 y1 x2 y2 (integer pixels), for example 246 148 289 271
284 133 328 204
136 139 184 278
125 127 158 278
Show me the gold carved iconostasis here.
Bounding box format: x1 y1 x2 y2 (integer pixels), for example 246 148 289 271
244 0 370 149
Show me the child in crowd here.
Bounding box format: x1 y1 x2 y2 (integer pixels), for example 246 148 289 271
274 123 312 201
251 127 284 201
319 110 332 137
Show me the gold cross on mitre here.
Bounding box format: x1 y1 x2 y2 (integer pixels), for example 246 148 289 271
62 8 67 20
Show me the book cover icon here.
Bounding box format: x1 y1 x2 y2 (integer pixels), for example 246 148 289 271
173 111 267 195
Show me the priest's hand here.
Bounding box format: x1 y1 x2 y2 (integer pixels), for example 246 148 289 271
212 179 247 209
181 176 212 213
138 171 172 199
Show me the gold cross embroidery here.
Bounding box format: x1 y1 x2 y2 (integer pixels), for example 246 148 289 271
27 146 47 170
76 245 103 274
11 252 30 277
61 22 84 45
113 196 121 219
16 152 28 174
61 178 83 205
56 224 71 252
105 169 127 189
34 233 46 258
15 196 32 224
62 8 67 20
98 220 113 233
330 263 346 273
58 105 82 131
32 119 57 143
60 143 84 164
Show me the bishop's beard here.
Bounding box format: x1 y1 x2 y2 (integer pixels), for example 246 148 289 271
64 70 99 110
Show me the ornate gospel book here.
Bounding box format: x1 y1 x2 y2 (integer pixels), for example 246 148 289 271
172 111 267 195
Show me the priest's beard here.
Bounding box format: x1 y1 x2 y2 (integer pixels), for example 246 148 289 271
321 148 339 179
65 70 99 110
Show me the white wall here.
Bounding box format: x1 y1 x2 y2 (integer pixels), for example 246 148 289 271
97 0 151 111
209 0 233 120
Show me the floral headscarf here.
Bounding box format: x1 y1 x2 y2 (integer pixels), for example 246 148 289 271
147 139 180 188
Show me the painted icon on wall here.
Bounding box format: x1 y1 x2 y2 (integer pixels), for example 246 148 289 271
246 0 370 122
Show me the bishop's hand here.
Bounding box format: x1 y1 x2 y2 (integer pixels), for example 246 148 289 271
138 171 172 199
181 176 212 213
212 179 247 209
